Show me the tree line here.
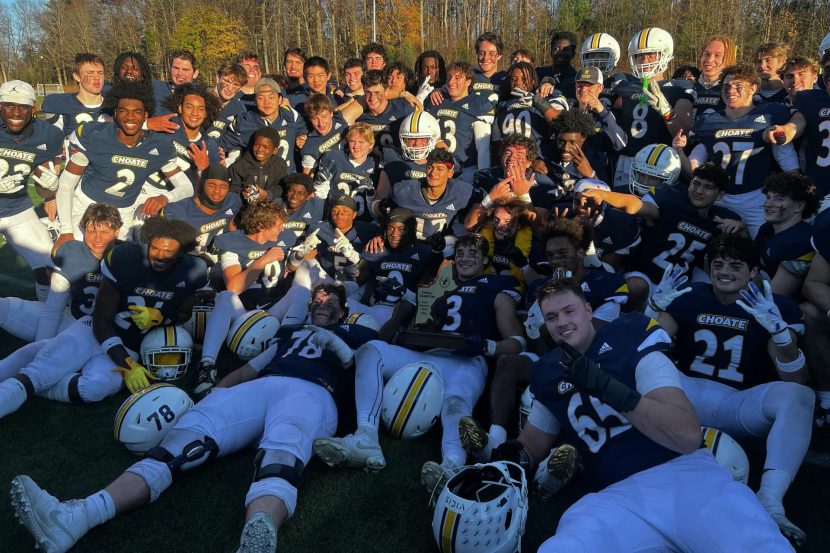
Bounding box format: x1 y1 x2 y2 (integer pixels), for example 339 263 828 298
1 0 828 86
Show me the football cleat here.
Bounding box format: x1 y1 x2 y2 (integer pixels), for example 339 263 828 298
193 360 217 398
421 460 461 498
313 430 386 472
533 443 581 501
10 475 90 553
458 416 491 462
236 511 277 553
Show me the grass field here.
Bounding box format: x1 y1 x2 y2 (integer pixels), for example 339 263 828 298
0 237 829 552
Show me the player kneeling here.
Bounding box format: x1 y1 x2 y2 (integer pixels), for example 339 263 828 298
10 283 377 553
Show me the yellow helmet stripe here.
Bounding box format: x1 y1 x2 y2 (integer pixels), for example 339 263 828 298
647 144 666 166
229 311 268 352
113 383 169 439
165 325 176 346
702 427 720 451
591 33 601 49
440 508 459 552
409 111 421 133
639 28 651 51
195 312 206 341
390 367 432 438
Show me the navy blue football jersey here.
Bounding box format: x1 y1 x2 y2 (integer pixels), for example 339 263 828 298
300 111 349 171
218 106 307 173
426 94 494 169
0 120 63 217
530 313 679 490
492 94 561 159
812 209 830 259
356 99 414 154
754 88 789 106
792 89 830 195
391 178 475 240
101 242 208 350
40 93 109 138
363 243 438 305
423 273 521 339
145 119 220 188
755 220 815 278
666 283 805 389
526 268 629 312
469 68 505 106
308 221 377 280
613 78 695 157
689 103 793 194
71 122 179 208
162 194 242 256
281 197 326 242
591 206 641 258
631 186 741 283
381 147 427 186
214 230 287 309
258 322 378 400
206 96 247 140
151 80 174 115
536 65 577 102
47 240 107 319
320 148 380 222
690 79 725 123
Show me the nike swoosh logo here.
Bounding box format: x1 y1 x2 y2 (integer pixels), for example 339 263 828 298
48 509 73 537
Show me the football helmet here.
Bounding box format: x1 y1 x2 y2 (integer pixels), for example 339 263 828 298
400 111 441 161
381 361 443 439
140 326 193 381
702 426 750 484
580 33 621 74
114 383 193 454
630 143 681 197
183 304 213 344
628 27 674 79
820 32 830 59
518 386 534 433
226 309 280 360
432 461 528 553
344 311 381 331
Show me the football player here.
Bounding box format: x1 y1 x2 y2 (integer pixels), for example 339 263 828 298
573 66 628 180
414 50 446 101
792 52 830 196
548 109 607 187
651 235 812 544
684 64 800 236
372 110 441 198
282 47 306 95
0 217 206 418
313 233 524 483
426 61 495 181
611 27 694 190
0 80 65 300
287 56 345 114
235 52 263 107
53 80 190 243
41 53 108 139
361 42 387 71
755 173 818 296
498 278 792 551
217 78 307 173
350 69 416 153
386 62 415 97
280 173 325 241
11 283 375 553
692 36 735 121
537 31 579 101
753 43 789 104
428 32 506 108
299 93 362 174
194 201 287 396
110 51 181 134
474 199 534 290
0 203 120 344
778 56 818 105
342 58 364 97
205 61 248 139
803 207 830 429
153 50 200 115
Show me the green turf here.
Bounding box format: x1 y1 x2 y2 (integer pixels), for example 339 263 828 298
0 241 828 552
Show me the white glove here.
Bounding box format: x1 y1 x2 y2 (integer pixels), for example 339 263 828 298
307 325 354 364
736 280 789 339
314 159 336 197
583 240 603 269
294 228 321 256
331 229 360 264
643 80 671 116
415 76 434 103
648 264 692 312
32 162 60 192
524 300 543 340
0 172 24 194
510 88 534 107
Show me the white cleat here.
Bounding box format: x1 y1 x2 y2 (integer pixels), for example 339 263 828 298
10 475 89 553
237 511 277 553
313 431 386 471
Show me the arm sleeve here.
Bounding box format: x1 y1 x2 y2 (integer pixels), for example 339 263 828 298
472 119 492 169
56 171 82 234
162 169 195 203
592 301 621 322
34 272 71 341
688 143 709 166
634 351 683 395
772 143 800 172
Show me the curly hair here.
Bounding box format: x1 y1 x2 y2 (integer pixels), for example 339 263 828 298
707 233 760 269
501 133 538 162
541 218 593 252
476 199 534 233
361 69 386 89
550 109 597 138
237 201 287 235
161 82 222 129
721 63 760 87
111 51 153 85
762 173 820 219
103 79 156 115
140 216 199 252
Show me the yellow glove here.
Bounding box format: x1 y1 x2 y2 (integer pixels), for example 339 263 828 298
128 305 164 331
113 358 157 393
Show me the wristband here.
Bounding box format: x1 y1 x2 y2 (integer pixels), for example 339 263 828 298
481 194 494 209
101 336 124 352
772 329 793 346
662 110 675 121
775 350 805 373
484 339 498 357
509 335 527 352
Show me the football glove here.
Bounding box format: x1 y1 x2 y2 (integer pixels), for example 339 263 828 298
510 88 534 107
331 230 360 264
128 305 164 331
314 159 336 197
376 276 406 299
736 280 789 338
426 232 446 254
0 172 24 194
415 76 434 102
643 80 671 116
451 335 497 358
114 358 157 394
649 264 692 312
294 228 321 257
524 301 543 340
558 340 641 413
307 325 353 363
32 162 60 192
242 183 260 203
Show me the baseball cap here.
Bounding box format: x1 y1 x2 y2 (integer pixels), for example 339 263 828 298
254 78 283 96
331 194 358 211
0 80 36 106
201 163 230 183
576 67 603 86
